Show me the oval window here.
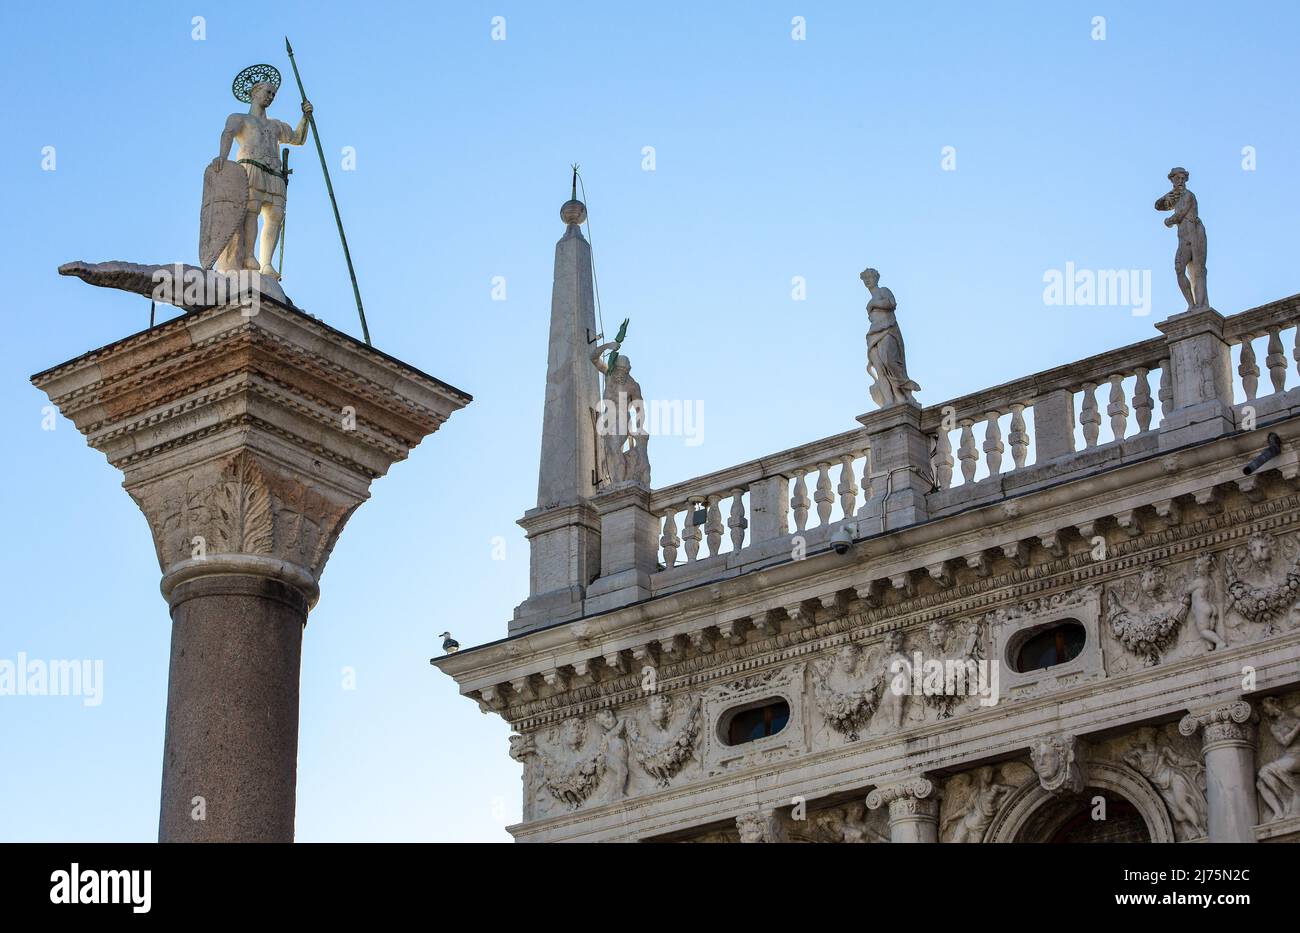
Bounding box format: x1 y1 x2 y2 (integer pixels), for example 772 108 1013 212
1012 620 1086 672
720 697 790 746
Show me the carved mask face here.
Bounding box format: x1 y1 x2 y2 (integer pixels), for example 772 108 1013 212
928 622 946 649
648 695 671 729
561 718 586 750
884 631 903 654
1248 535 1272 567
1139 567 1162 596
836 645 857 671
1033 743 1059 776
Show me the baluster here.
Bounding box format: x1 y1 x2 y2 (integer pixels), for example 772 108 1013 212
860 448 874 501
982 412 1004 477
791 471 810 533
814 462 834 526
1133 367 1153 433
1238 336 1259 401
837 455 859 518
1158 360 1173 417
704 494 724 557
682 498 702 562
1107 374 1129 440
1267 328 1287 394
727 488 748 552
1080 382 1101 448
933 429 954 489
660 509 680 567
958 419 977 484
1009 404 1029 470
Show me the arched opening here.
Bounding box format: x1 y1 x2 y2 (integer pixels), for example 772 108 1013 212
1045 791 1149 843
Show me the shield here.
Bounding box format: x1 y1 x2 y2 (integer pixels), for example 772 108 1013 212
199 160 246 270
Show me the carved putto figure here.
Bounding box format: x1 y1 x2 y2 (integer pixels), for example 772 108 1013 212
1225 531 1300 633
626 694 702 787
942 766 1014 843
1187 553 1226 650
873 630 911 731
812 642 880 741
1107 564 1188 665
1153 167 1209 311
204 65 312 278
1257 697 1300 821
590 337 651 487
862 268 921 408
1122 726 1207 840
921 620 982 719
810 802 888 843
736 810 779 843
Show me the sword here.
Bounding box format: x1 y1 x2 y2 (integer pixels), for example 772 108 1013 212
285 36 372 345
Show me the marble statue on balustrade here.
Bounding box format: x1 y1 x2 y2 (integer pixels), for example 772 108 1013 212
590 338 651 487
1258 696 1300 821
862 268 921 408
1154 167 1209 311
1122 725 1207 840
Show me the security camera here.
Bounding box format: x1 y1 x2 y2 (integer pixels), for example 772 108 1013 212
1243 433 1283 475
830 522 859 556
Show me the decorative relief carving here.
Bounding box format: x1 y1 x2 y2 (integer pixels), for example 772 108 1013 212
811 641 879 741
1258 695 1300 822
1107 565 1188 665
701 664 807 777
805 802 890 843
134 449 357 577
866 777 937 821
1029 734 1085 796
920 619 982 720
1225 531 1300 633
941 765 1020 842
735 809 781 843
988 585 1103 696
627 693 702 787
539 716 608 810
1122 725 1207 840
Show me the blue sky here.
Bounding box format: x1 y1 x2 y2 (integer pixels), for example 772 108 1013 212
2 1 1297 841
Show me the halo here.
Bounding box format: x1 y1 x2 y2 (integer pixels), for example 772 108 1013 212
231 64 282 103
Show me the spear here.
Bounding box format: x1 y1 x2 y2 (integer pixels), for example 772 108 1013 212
285 36 371 346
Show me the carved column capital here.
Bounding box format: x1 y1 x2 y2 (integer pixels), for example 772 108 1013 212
33 300 469 608
866 777 938 820
1179 700 1258 752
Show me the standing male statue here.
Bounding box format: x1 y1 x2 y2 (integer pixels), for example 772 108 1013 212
1154 166 1209 311
590 336 651 487
862 268 921 407
201 64 312 278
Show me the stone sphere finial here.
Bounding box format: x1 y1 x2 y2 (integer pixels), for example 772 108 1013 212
560 199 587 226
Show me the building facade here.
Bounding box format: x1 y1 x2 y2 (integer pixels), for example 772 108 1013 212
434 194 1300 844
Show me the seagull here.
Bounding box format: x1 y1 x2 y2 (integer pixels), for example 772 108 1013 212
439 631 460 654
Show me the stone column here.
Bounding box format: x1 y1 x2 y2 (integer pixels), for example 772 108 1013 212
1155 307 1234 449
32 296 469 841
1179 700 1259 843
857 403 931 530
866 777 939 842
585 482 659 614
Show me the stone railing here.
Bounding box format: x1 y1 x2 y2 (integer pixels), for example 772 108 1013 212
647 429 871 569
589 296 1300 602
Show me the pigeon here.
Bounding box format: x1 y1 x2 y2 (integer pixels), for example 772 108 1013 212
439 631 460 654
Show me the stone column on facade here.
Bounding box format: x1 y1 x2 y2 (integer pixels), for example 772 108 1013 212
866 777 940 842
32 296 469 842
584 481 659 614
857 403 931 531
1155 307 1234 449
1178 700 1259 843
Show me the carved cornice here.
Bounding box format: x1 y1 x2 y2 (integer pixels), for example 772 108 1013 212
496 491 1300 729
